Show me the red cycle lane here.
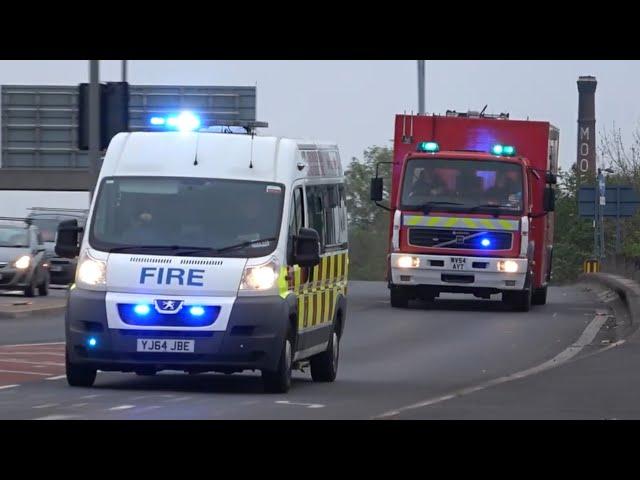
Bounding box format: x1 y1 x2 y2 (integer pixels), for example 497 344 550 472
0 343 65 387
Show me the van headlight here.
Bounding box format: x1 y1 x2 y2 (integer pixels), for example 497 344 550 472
498 260 519 273
240 259 279 291
14 255 31 270
76 250 106 290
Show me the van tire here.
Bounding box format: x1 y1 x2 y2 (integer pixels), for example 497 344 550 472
390 286 409 308
262 336 293 393
310 330 339 382
532 286 548 305
66 351 97 387
38 276 49 297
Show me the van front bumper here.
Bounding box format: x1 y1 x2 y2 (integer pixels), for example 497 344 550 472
390 253 528 291
65 289 290 373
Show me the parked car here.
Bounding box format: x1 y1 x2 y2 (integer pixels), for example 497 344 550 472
27 208 88 286
0 218 49 297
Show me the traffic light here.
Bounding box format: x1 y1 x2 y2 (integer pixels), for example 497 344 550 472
78 82 129 150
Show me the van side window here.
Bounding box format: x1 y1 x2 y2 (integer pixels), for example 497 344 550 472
307 186 325 251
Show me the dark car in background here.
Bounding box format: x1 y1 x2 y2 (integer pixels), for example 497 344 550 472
27 208 88 285
0 218 49 297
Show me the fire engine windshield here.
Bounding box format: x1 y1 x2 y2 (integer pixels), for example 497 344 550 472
400 158 524 214
89 177 285 258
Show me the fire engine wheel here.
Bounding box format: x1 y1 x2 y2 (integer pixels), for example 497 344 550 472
390 287 410 308
532 286 548 306
503 286 532 312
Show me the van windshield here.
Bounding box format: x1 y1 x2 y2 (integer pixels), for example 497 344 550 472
90 177 285 257
400 158 524 214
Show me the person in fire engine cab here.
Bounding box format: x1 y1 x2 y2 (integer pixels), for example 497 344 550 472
409 167 447 200
487 171 522 207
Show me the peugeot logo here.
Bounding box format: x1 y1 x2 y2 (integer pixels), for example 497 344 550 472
154 299 184 314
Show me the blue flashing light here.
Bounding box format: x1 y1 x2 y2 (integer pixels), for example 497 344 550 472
134 304 151 316
417 141 440 153
480 238 491 247
189 306 205 317
148 111 201 132
88 337 97 348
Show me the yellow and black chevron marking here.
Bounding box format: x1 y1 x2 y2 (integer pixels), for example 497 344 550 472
583 259 600 273
403 214 519 232
278 251 348 331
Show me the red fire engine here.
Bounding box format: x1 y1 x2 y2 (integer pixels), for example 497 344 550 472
371 110 559 311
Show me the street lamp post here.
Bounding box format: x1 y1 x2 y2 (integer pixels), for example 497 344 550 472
596 167 614 260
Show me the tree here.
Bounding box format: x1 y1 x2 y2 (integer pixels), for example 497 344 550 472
345 146 392 280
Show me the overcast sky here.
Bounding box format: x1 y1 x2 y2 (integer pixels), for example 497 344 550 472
1 60 639 170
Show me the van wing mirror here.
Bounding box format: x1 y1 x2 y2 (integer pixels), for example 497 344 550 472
293 227 321 268
543 187 556 212
370 177 383 202
55 219 82 258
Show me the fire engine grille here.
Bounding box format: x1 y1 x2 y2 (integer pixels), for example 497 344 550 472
408 228 512 250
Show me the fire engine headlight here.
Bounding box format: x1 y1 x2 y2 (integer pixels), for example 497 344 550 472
240 260 279 291
498 260 519 273
14 255 31 270
76 251 106 290
397 255 420 268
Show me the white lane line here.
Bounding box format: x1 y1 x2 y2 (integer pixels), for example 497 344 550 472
0 358 64 366
0 369 52 376
375 311 612 419
0 384 19 390
45 375 66 381
81 394 101 399
108 405 135 411
0 352 64 357
2 342 64 348
33 403 59 409
35 414 80 420
275 400 325 409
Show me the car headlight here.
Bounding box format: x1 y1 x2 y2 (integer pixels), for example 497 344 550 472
498 260 519 273
240 259 279 291
397 255 420 268
14 255 31 270
76 251 106 290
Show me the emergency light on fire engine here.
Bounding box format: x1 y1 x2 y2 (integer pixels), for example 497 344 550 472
491 144 516 156
416 141 440 153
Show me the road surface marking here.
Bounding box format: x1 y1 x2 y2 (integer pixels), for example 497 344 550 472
0 358 64 366
0 384 19 390
0 352 64 357
0 369 52 376
46 375 66 381
375 311 612 419
81 394 101 399
33 403 59 409
275 400 325 409
35 414 80 420
3 342 64 348
108 405 135 411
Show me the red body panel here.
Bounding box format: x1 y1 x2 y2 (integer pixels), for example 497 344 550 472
389 114 559 290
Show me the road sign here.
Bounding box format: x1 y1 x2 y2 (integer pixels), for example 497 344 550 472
578 186 640 217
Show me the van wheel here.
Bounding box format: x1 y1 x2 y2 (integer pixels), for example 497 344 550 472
262 336 292 393
66 351 97 387
311 330 339 382
390 286 409 308
532 286 548 305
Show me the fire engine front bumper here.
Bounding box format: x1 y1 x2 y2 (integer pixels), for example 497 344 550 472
390 253 528 292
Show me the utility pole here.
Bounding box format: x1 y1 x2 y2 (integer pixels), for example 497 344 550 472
88 60 100 201
122 60 127 82
417 60 425 114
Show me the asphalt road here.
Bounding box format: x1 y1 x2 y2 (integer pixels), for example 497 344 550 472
0 281 634 419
